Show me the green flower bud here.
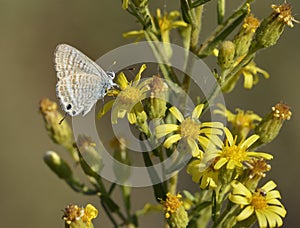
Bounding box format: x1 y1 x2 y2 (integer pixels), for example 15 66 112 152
44 151 73 180
77 135 103 177
218 41 236 70
250 3 298 51
254 103 292 147
145 75 168 119
39 98 78 161
233 14 260 57
169 205 189 228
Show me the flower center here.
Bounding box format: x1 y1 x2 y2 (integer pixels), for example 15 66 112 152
161 193 182 218
118 86 142 105
180 118 201 139
251 192 268 210
222 143 248 163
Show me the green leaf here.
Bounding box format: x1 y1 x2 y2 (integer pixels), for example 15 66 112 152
191 0 212 8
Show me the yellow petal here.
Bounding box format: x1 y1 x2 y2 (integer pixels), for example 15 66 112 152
187 138 200 157
267 205 287 217
229 195 250 205
224 127 234 146
247 152 273 160
163 134 181 148
127 112 137 124
243 71 254 89
133 64 147 86
116 72 129 90
236 206 254 221
256 210 268 228
240 134 259 148
169 106 184 122
261 180 277 192
123 30 144 38
214 157 227 170
192 104 204 119
97 100 115 119
155 124 179 138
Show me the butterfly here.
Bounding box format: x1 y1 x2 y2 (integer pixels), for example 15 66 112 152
54 44 116 117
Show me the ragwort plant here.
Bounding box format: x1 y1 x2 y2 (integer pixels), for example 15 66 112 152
40 1 297 227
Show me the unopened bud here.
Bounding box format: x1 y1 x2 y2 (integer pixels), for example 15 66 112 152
233 14 260 57
39 98 78 160
77 135 103 177
251 3 298 51
44 151 73 180
218 41 236 69
145 75 168 119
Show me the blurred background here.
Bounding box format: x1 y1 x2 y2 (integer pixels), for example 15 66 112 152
1 0 299 227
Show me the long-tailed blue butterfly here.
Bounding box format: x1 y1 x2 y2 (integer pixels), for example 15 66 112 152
54 44 116 117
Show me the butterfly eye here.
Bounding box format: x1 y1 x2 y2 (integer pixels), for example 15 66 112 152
66 104 72 110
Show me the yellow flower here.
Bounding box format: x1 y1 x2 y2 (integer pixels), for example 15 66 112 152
187 158 219 189
238 61 269 89
214 104 261 140
160 192 189 228
81 204 98 226
161 192 183 219
212 128 273 170
98 64 150 124
229 181 287 227
63 204 98 227
155 104 223 157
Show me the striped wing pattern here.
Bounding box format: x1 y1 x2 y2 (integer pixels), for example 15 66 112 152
54 44 111 116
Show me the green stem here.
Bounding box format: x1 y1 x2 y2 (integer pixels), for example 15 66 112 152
217 0 225 24
197 0 253 56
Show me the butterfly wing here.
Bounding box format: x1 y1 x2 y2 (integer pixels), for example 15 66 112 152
56 72 105 116
54 43 107 79
54 44 112 116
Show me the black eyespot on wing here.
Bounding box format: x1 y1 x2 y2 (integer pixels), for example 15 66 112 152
72 110 76 115
66 104 72 110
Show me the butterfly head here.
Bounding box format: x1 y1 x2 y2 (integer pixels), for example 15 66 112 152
106 71 115 80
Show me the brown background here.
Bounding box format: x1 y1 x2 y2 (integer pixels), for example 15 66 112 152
1 0 299 227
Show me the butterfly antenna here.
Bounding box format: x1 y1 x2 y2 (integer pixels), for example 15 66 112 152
107 61 117 72
59 113 68 125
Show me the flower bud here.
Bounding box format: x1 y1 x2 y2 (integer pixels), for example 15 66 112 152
250 3 298 51
218 41 236 70
44 151 73 180
254 103 291 147
39 98 78 161
77 135 103 176
233 14 260 57
144 75 168 119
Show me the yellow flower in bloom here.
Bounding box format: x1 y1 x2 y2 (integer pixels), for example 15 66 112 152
229 181 287 227
155 104 223 157
212 128 273 170
62 204 98 227
161 192 183 219
238 61 270 89
81 204 98 226
214 104 261 139
187 158 219 189
98 64 150 124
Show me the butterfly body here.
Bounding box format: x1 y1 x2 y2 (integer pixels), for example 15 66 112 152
54 44 116 116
